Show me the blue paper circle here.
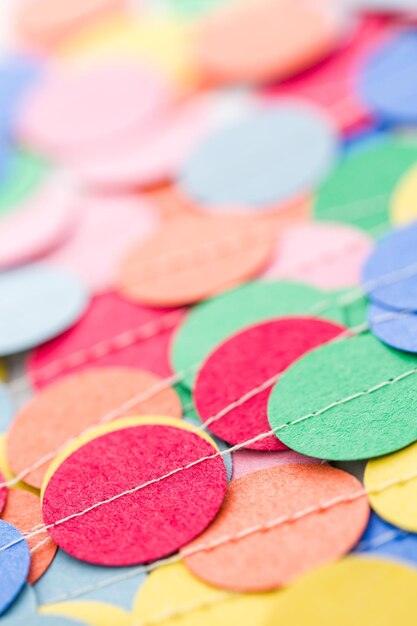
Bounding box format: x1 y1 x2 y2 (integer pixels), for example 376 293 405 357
33 548 146 611
0 264 89 356
179 102 338 209
0 520 30 616
9 615 85 625
354 511 417 567
0 56 41 135
369 302 417 353
0 382 13 432
359 31 417 125
362 221 417 311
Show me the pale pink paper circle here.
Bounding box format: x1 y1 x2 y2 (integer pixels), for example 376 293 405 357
18 61 173 160
263 222 372 289
0 172 79 269
73 97 210 189
232 449 322 480
45 193 158 291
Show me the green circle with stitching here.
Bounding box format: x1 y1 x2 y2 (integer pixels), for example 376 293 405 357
268 332 417 460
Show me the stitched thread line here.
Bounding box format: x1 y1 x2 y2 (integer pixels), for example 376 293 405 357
4 245 417 491
5 189 397 394
39 466 417 608
4 361 417 552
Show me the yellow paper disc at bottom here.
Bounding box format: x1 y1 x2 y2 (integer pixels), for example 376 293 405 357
133 562 280 626
266 556 417 626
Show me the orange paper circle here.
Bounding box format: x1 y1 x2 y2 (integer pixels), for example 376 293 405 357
7 367 181 489
16 0 125 50
2 489 57 584
182 464 369 592
196 0 344 84
116 214 276 306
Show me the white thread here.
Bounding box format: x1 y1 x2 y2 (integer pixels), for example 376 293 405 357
6 309 186 395
4 361 417 553
36 465 417 608
0 366 198 489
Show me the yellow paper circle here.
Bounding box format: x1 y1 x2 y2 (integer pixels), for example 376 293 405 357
41 601 132 626
364 440 417 532
133 561 280 626
41 415 219 496
58 15 198 89
390 163 417 225
266 556 417 626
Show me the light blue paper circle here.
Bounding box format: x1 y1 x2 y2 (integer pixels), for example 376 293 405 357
362 221 417 312
0 382 13 432
0 521 30 616
179 102 338 209
34 548 146 611
0 56 40 134
0 264 89 356
359 31 417 125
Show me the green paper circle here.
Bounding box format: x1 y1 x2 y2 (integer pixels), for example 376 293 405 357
164 0 237 17
0 150 49 219
268 332 417 461
170 280 345 390
315 137 417 234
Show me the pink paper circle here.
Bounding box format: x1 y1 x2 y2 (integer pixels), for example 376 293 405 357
27 291 185 388
18 61 173 159
263 222 372 289
232 449 322 480
43 193 158 291
0 172 79 269
73 97 210 189
42 423 227 565
194 317 345 451
0 472 7 514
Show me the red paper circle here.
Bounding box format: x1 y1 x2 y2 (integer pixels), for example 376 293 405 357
27 291 185 388
42 423 227 565
194 317 345 450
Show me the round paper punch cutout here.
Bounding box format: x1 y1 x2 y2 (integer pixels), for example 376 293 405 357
0 171 80 269
116 214 276 307
196 0 345 84
194 317 345 450
171 280 345 390
391 163 417 226
0 264 88 356
34 548 146 610
368 303 417 353
182 464 369 591
7 367 182 489
28 291 185 388
0 55 41 134
41 417 227 565
16 0 126 50
265 556 417 626
0 150 49 220
2 489 57 583
0 470 7 514
0 520 30 616
362 221 417 311
18 61 172 159
359 31 417 125
43 193 158 291
268 333 417 460
133 562 279 626
365 440 417 533
263 222 373 289
315 137 417 232
179 101 338 209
